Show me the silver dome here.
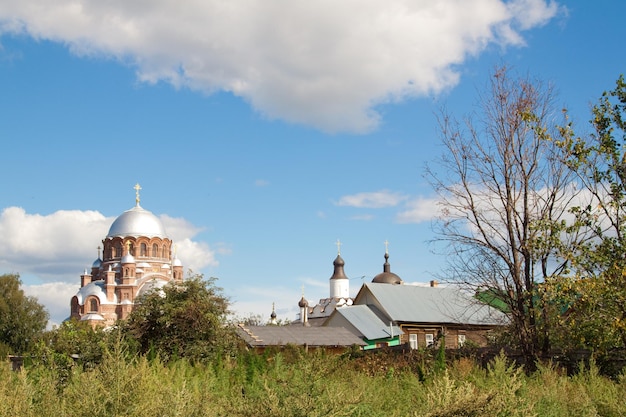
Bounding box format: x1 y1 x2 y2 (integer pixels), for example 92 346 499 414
107 205 167 238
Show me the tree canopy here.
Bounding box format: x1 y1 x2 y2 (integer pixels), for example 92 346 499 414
0 273 49 355
549 75 626 353
120 274 239 363
427 66 578 369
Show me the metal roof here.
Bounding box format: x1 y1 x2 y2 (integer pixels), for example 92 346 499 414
355 283 507 326
107 204 167 238
236 325 366 347
328 305 402 340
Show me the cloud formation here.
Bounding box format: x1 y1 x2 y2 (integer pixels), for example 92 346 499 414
0 0 561 133
396 197 441 223
0 207 217 283
336 190 408 208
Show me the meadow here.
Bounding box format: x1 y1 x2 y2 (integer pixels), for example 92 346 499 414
1 345 625 417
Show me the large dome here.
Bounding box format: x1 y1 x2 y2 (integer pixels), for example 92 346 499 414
106 205 167 238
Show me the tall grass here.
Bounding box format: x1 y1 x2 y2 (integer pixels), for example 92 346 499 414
1 348 625 416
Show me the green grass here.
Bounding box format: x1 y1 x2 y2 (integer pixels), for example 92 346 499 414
1 348 625 416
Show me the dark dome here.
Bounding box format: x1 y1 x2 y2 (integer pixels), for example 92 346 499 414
372 271 403 284
371 252 403 285
298 296 308 308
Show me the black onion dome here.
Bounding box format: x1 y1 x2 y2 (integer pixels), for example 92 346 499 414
372 252 403 284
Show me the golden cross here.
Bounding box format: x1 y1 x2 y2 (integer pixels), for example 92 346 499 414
134 183 142 205
336 239 342 255
384 240 389 254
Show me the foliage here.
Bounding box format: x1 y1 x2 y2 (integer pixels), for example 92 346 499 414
27 319 115 388
120 273 240 363
426 66 576 368
0 273 48 355
552 75 626 353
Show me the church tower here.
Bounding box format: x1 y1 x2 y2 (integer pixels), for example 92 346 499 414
70 184 185 327
329 239 350 299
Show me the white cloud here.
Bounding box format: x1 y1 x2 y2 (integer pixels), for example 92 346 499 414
336 190 408 208
0 207 111 278
173 238 218 272
0 207 217 282
0 0 562 133
395 196 441 224
23 281 78 328
254 179 270 187
160 214 204 243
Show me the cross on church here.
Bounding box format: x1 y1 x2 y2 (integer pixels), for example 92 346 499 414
336 239 342 255
384 239 389 254
134 183 142 205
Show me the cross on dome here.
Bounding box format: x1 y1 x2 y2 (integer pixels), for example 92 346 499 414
134 183 142 206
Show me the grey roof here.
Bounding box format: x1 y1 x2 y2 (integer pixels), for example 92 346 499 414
328 305 402 340
236 325 366 347
355 283 507 326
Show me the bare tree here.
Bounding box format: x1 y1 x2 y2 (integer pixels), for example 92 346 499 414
426 66 579 369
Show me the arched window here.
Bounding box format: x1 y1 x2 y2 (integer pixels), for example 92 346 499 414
140 243 147 257
89 298 98 313
162 246 167 258
152 244 159 258
71 297 79 315
114 243 122 258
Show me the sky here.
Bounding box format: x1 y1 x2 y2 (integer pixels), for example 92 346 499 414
0 0 624 327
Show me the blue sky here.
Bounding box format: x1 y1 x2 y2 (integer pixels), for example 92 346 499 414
0 0 623 327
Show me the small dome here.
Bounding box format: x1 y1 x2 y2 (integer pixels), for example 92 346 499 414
92 258 102 268
172 256 183 267
371 252 403 285
75 281 116 305
298 296 308 308
121 253 135 264
330 254 348 280
107 205 167 238
372 271 403 284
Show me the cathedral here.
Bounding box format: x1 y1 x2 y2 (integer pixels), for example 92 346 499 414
70 184 184 327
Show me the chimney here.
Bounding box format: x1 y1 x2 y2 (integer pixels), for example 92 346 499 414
430 280 438 287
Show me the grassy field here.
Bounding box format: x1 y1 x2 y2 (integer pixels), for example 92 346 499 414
1 346 625 417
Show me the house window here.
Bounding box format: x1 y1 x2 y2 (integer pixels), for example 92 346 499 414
458 334 466 347
152 244 159 257
409 334 418 349
425 333 434 347
140 243 147 256
89 298 98 313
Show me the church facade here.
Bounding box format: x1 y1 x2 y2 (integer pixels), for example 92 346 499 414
70 185 184 327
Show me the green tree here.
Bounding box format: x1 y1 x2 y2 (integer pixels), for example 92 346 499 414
0 273 49 355
120 273 240 363
32 319 111 369
426 66 577 369
552 75 626 352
